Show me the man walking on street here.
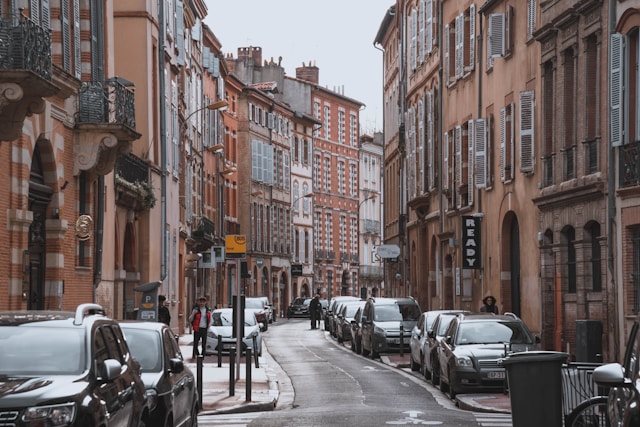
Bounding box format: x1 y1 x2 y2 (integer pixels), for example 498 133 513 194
188 296 212 358
309 294 321 329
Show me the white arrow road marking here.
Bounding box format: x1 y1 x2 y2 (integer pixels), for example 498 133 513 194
386 410 443 425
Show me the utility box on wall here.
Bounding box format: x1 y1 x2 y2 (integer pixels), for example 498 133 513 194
575 320 603 363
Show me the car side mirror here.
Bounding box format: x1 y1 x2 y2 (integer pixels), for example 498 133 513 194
593 363 629 388
427 330 435 339
100 359 122 381
169 357 185 373
444 336 452 344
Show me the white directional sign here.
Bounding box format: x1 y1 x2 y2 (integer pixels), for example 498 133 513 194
377 244 401 259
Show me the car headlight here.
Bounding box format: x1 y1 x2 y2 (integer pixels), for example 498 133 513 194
455 356 473 367
145 388 158 411
23 403 76 426
374 326 387 336
207 330 217 339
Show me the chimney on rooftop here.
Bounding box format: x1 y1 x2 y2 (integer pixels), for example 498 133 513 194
296 60 319 84
237 46 262 66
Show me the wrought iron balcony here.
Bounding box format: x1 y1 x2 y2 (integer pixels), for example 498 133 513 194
0 15 58 141
359 265 384 280
362 219 381 234
115 154 154 211
75 77 141 176
620 141 640 188
327 251 336 260
191 216 215 253
77 78 137 130
315 250 326 259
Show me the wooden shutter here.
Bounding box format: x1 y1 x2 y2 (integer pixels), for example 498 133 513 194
488 13 504 58
610 33 624 147
520 91 535 172
473 119 487 189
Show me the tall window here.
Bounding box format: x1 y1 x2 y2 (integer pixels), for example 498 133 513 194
563 48 576 181
586 222 602 292
542 61 555 187
500 103 514 182
584 34 599 174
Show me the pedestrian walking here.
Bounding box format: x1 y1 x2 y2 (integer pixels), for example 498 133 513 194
158 295 171 326
480 295 499 314
188 296 212 358
309 294 322 329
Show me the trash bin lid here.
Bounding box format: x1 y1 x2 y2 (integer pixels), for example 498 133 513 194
499 351 569 366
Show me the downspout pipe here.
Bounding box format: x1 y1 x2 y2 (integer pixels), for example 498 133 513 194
437 0 444 307
159 0 168 281
607 0 619 361
93 176 104 297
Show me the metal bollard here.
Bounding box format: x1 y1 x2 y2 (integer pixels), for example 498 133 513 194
196 355 203 409
253 336 259 368
217 345 222 368
400 325 404 357
229 348 235 396
245 348 252 402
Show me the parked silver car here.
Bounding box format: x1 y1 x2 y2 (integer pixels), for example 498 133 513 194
409 310 467 373
205 308 263 356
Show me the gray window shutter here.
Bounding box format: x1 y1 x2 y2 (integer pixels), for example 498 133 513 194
610 33 624 147
61 0 70 72
469 3 475 69
41 0 50 30
73 0 81 78
176 1 184 66
212 56 220 77
519 91 535 172
473 119 487 189
488 13 504 58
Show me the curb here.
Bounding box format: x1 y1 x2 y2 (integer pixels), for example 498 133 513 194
456 395 512 414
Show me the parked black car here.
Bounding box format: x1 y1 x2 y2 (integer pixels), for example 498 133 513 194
350 306 365 354
335 300 366 343
360 297 422 359
437 312 540 399
120 321 199 427
287 297 311 318
0 303 149 427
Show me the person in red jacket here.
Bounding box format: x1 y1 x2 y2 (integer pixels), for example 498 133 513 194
188 296 212 358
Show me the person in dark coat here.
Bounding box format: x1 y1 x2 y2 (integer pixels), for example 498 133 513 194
480 295 499 314
158 295 171 326
309 294 322 329
188 297 212 358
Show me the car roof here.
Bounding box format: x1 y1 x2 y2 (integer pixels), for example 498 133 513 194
368 297 416 305
457 313 523 322
119 320 167 331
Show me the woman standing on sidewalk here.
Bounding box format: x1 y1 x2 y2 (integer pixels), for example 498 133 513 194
189 297 212 358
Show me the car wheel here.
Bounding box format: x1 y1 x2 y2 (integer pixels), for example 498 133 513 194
448 383 457 400
410 355 419 372
190 400 199 427
422 354 431 380
431 356 440 385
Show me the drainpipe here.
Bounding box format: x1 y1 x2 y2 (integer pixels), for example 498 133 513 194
158 0 168 281
93 175 104 301
607 0 619 361
437 0 444 308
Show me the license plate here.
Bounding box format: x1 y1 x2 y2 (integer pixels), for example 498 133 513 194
487 371 505 379
222 343 236 349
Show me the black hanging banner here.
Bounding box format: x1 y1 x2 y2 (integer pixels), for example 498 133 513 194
462 216 481 269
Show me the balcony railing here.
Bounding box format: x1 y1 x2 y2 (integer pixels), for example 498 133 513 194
363 219 381 234
77 78 136 130
115 154 155 210
0 15 52 80
359 265 384 280
620 141 640 188
315 250 326 259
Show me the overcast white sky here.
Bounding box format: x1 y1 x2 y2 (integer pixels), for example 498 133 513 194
203 0 393 135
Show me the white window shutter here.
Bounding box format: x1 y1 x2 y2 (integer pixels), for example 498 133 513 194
469 3 475 70
456 126 462 208
488 13 505 58
519 91 535 172
610 33 624 147
443 131 450 190
473 119 487 189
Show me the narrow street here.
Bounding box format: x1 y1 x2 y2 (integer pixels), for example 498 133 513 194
199 318 513 426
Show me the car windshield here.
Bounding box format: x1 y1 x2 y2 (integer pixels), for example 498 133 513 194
121 328 162 372
456 321 531 345
399 303 421 321
212 311 257 327
245 299 264 309
0 326 85 375
374 305 403 322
